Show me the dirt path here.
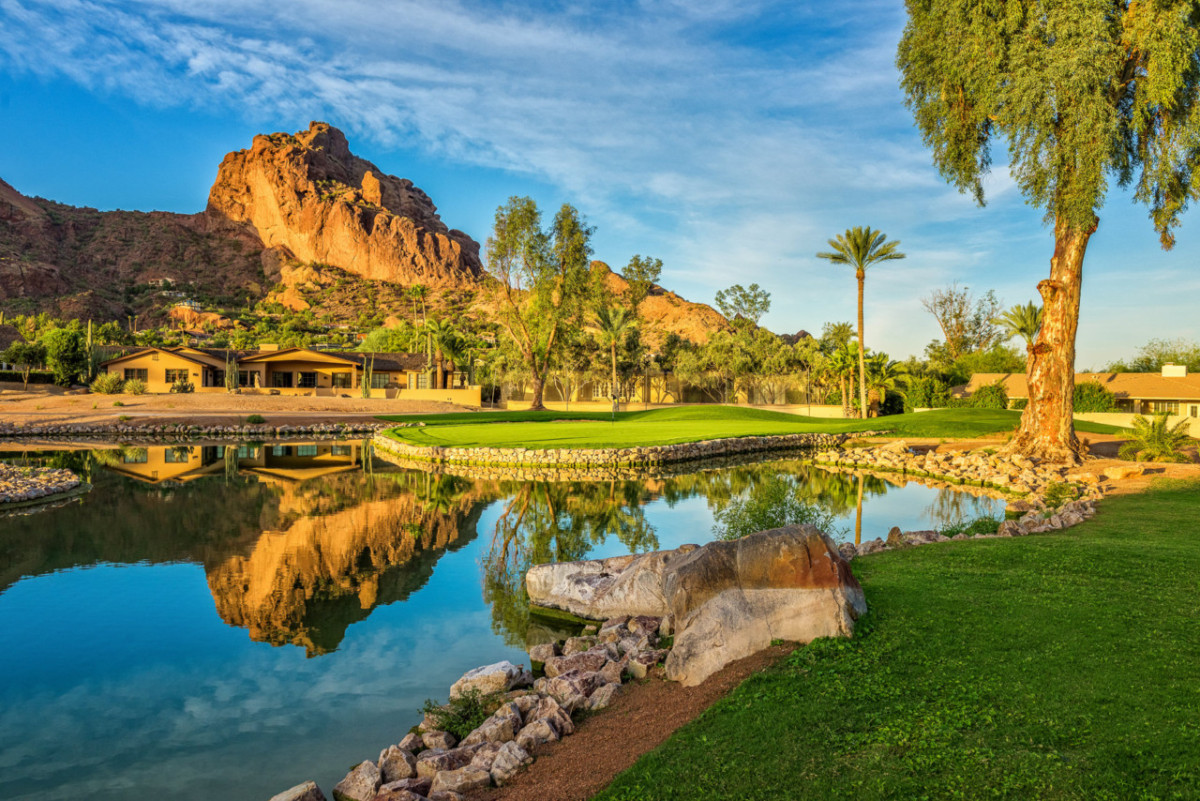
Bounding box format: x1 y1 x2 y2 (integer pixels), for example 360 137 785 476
0 383 472 426
477 644 794 801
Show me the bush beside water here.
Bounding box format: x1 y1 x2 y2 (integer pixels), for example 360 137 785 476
713 475 843 541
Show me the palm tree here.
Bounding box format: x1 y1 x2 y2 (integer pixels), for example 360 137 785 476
594 305 635 415
825 343 858 417
1118 413 1193 463
995 301 1043 348
408 284 429 324
423 318 457 389
865 354 909 416
817 227 906 418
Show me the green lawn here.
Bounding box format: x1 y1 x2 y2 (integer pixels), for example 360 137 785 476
378 406 1124 450
596 479 1200 801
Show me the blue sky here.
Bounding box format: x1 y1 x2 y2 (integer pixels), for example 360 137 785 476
1 0 1197 367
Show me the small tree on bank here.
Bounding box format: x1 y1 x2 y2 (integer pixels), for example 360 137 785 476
3 341 46 389
487 197 594 411
898 1 1200 462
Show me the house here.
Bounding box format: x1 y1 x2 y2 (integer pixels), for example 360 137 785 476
99 344 481 403
954 365 1200 418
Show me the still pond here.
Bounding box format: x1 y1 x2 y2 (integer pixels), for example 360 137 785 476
0 440 1002 800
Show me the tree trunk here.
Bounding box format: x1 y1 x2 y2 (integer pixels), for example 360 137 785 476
529 372 547 411
857 271 867 419
1005 216 1093 464
855 473 864 546
610 343 619 416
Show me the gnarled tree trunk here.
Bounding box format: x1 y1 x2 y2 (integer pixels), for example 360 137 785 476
1006 216 1094 465
529 371 547 411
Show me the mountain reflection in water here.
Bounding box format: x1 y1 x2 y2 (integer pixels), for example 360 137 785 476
1 445 1002 657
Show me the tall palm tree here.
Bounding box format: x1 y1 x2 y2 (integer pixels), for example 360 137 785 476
594 305 635 415
817 227 906 418
826 343 858 417
994 301 1043 348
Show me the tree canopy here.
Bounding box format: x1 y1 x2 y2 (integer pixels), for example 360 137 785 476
714 283 771 325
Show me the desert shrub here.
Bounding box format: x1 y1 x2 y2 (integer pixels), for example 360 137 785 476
419 689 503 740
1010 398 1028 410
904 375 951 410
1043 482 1081 508
123 378 147 395
713 475 842 541
90 373 125 394
939 516 1000 537
1118 413 1193 463
1073 381 1116 413
169 377 195 393
245 414 266 424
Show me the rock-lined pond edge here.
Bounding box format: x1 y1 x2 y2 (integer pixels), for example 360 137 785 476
0 463 89 513
0 420 391 442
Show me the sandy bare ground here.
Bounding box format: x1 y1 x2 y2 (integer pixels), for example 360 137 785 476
0 383 473 426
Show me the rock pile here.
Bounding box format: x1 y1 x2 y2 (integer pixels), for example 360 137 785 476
0 463 81 505
270 619 672 801
0 421 390 441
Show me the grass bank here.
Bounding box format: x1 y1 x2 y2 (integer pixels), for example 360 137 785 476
596 478 1200 800
379 406 1124 450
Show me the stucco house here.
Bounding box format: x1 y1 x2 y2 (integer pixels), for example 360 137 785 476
99 345 479 403
954 365 1200 417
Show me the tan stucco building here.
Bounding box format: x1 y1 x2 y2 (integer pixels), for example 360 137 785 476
955 365 1200 417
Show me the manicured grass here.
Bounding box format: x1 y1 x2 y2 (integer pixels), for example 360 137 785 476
596 479 1200 801
378 406 1124 450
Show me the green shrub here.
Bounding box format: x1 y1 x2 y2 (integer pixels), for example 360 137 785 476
904 375 951 410
1043 482 1081 508
1073 381 1116 413
419 689 504 740
1011 398 1028 410
169 377 195 393
90 372 125 394
970 380 1009 410
940 516 1001 537
124 378 147 395
713 475 843 541
1118 413 1193 463
245 414 266 424
112 401 124 407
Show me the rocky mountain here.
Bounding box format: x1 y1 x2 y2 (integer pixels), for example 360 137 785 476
0 122 727 344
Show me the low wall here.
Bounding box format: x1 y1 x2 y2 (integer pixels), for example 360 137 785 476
1074 412 1198 438
373 430 882 470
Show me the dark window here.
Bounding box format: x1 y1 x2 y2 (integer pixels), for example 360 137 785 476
123 449 148 464
208 369 224 387
332 372 352 388
372 372 390 389
165 369 190 383
416 373 429 389
271 372 293 388
238 370 252 387
297 445 318 456
298 372 318 388
331 445 352 456
164 447 191 463
124 368 148 382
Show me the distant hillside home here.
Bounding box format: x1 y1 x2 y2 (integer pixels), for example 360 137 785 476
99 345 479 403
954 365 1200 417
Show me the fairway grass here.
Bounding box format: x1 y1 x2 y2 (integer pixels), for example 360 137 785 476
595 479 1200 801
379 406 1124 450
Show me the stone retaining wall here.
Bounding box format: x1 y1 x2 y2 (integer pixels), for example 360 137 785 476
0 421 389 442
374 430 886 471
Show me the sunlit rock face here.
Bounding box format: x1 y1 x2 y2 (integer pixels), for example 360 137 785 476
206 121 482 288
206 477 492 655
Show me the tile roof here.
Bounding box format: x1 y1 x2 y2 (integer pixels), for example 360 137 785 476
955 372 1200 401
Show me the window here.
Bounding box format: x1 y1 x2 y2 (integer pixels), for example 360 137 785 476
592 381 612 400
165 369 189 383
164 447 191 463
271 372 293 388
238 370 252 387
298 372 317 388
417 373 429 389
1191 405 1199 418
371 372 390 389
331 445 352 456
272 446 287 456
332 372 352 388
1150 400 1180 414
452 371 467 387
208 369 224 387
124 368 149 382
297 445 318 457
123 449 148 464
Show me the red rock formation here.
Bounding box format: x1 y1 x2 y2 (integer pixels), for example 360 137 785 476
591 261 729 345
206 122 482 287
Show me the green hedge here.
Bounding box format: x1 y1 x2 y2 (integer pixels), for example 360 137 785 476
0 370 55 385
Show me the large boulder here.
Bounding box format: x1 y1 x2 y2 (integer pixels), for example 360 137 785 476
332 761 381 801
525 547 699 619
526 525 866 688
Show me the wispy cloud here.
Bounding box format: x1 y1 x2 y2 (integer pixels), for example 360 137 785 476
1 0 1195 362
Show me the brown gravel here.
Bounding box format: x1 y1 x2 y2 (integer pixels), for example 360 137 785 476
476 644 793 801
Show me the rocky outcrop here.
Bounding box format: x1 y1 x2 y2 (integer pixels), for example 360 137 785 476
206 122 481 288
526 525 866 686
590 261 730 346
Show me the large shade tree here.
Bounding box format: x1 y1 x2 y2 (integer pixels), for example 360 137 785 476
898 0 1200 462
817 227 906 418
487 196 594 410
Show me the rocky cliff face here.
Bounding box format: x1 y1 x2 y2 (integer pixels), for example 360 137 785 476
592 262 729 345
206 122 482 287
